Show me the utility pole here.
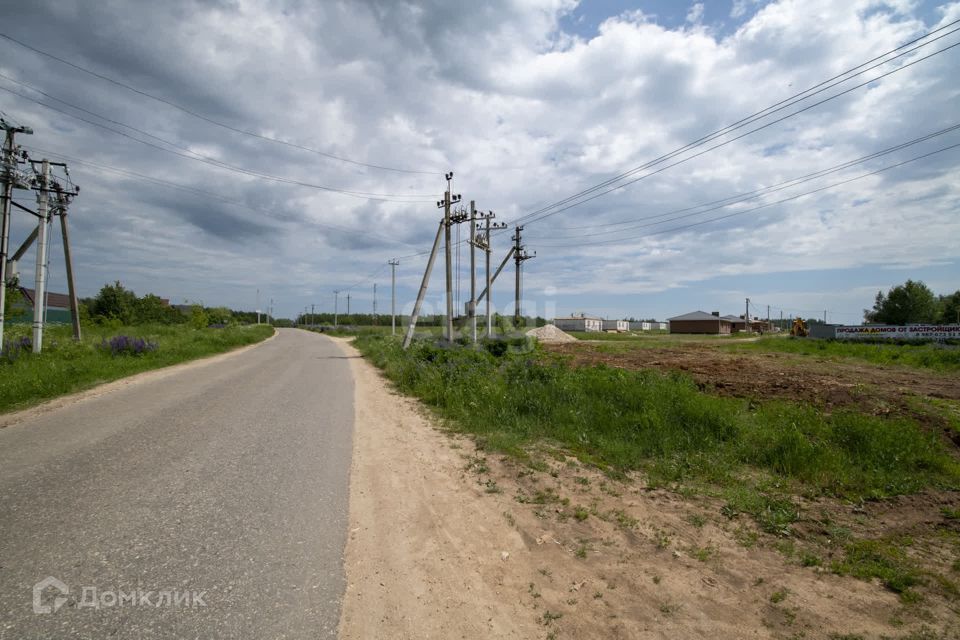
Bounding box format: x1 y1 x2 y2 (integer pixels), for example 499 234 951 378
824 310 827 324
439 172 463 343
52 179 81 340
403 220 444 349
0 118 32 350
373 283 377 325
334 291 340 327
767 305 770 333
311 303 315 326
32 160 50 353
256 289 261 325
780 309 783 332
512 225 535 327
346 293 351 316
469 200 477 343
389 258 399 335
269 298 273 324
745 298 750 334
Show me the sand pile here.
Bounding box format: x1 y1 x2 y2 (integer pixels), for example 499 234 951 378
525 324 577 344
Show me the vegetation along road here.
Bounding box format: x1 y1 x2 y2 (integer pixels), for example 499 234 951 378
0 329 353 639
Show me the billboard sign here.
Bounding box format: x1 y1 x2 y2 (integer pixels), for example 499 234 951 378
834 324 960 341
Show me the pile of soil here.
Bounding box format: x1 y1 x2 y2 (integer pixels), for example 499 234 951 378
526 324 577 344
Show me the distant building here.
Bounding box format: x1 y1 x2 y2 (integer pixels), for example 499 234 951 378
10 288 73 324
657 322 668 331
554 315 603 332
602 319 629 332
629 321 651 331
667 311 733 334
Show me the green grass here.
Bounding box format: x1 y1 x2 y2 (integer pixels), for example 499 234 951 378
731 336 960 372
0 323 274 413
354 334 960 509
831 538 925 600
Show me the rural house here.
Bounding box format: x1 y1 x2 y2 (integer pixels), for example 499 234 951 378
554 315 603 332
667 311 733 334
602 319 629 332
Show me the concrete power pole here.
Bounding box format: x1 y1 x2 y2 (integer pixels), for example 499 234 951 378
346 293 351 316
767 304 770 333
469 200 477 343
403 220 444 349
334 290 339 327
256 289 261 325
311 303 315 326
745 298 750 334
32 160 50 353
0 118 32 350
389 259 399 335
512 226 535 328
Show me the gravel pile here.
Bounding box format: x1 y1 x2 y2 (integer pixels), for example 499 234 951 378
525 324 578 344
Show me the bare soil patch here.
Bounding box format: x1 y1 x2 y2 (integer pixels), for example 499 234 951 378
545 341 960 444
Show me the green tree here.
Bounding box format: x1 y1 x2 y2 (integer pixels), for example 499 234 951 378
938 290 960 324
190 305 209 329
90 281 138 324
206 307 233 325
864 280 940 324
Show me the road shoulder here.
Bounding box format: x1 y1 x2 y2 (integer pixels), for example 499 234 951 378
332 336 540 639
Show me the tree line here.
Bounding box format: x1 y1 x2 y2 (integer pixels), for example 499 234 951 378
864 280 959 325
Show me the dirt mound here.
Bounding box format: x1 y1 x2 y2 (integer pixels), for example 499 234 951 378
526 324 577 344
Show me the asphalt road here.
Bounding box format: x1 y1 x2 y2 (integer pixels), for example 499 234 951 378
0 328 354 639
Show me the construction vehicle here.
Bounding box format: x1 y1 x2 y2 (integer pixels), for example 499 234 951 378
790 317 809 337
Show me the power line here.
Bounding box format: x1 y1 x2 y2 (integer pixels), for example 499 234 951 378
512 22 960 227
533 123 960 240
23 145 429 249
535 142 960 248
0 82 437 202
0 32 440 176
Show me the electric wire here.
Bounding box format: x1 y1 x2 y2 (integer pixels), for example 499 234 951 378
0 32 441 175
22 145 429 249
511 22 960 227
516 39 960 229
0 82 437 202
532 123 960 240
535 142 960 249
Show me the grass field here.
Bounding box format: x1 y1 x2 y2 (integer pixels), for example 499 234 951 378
0 323 274 414
354 333 960 607
354 334 959 498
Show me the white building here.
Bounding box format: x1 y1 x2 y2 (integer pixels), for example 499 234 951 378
554 315 603 332
602 319 629 332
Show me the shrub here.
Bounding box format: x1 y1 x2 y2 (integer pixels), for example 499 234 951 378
98 335 158 356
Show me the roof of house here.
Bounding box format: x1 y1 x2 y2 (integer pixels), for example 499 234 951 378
19 288 72 309
721 315 744 322
668 310 730 322
554 315 603 321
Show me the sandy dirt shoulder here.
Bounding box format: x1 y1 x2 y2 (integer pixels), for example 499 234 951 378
334 337 957 639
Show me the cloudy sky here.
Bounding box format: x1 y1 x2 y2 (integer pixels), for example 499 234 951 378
1 0 958 323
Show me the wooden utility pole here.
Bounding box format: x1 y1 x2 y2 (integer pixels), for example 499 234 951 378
53 183 81 340
389 259 399 335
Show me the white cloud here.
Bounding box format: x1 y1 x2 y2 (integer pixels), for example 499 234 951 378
0 0 956 319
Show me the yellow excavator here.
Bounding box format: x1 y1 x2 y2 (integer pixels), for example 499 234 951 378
790 318 809 337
